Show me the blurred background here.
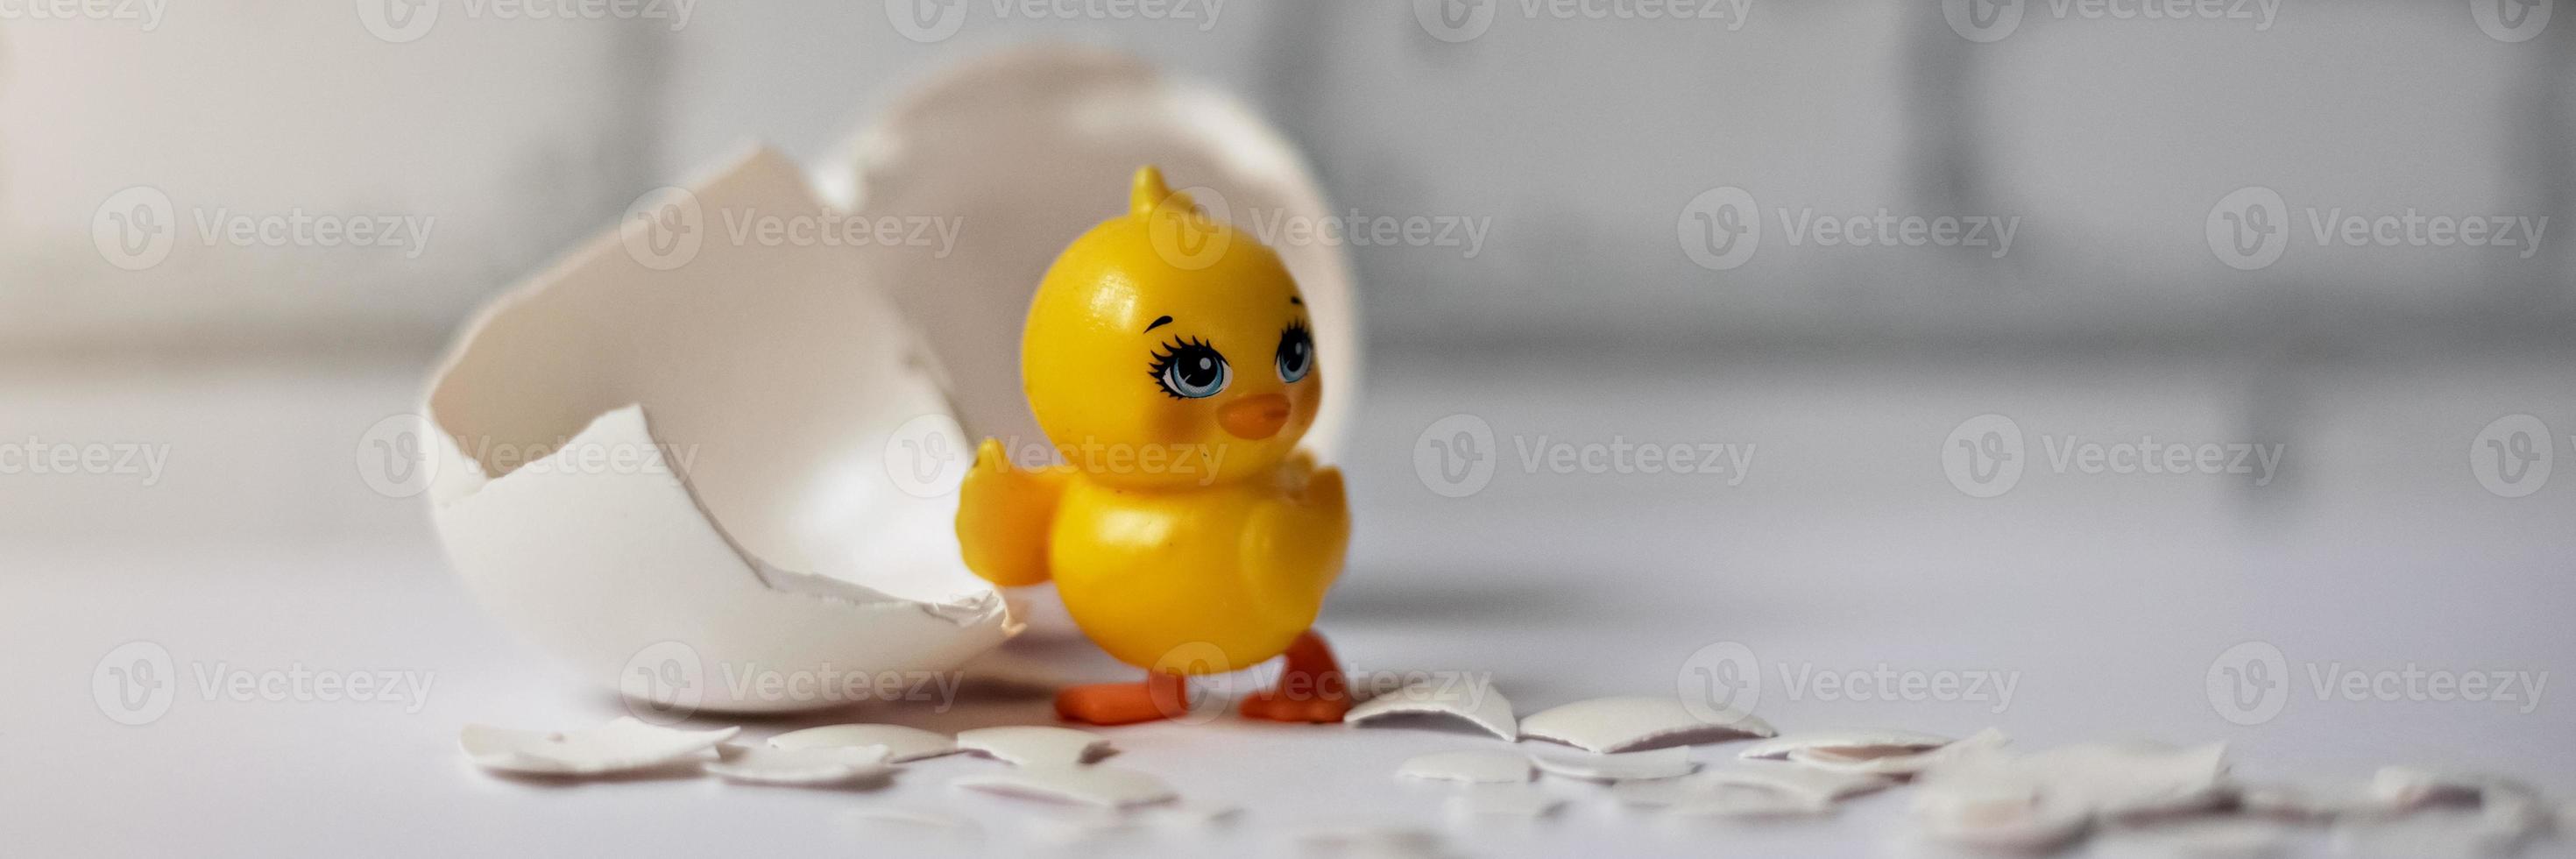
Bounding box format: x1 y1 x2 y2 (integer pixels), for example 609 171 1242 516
6 3 2575 854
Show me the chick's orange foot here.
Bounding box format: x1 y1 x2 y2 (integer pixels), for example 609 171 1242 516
1055 672 1190 726
1238 630 1352 724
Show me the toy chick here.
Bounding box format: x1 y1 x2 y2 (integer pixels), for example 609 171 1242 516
954 166 1353 725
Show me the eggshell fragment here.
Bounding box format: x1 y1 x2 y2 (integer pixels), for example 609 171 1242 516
1518 695 1775 753
459 717 738 776
1737 728 1956 762
1345 677 1517 742
425 146 1014 713
953 726 1109 767
1295 827 1447 858
1397 750 1534 784
838 46 1362 463
1908 786 2092 851
951 765 1177 808
1529 747 1698 783
2236 778 2388 820
768 724 959 763
704 743 895 786
1915 742 2233 821
1784 727 2012 777
1701 761 1897 805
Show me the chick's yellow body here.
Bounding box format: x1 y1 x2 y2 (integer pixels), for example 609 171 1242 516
954 166 1349 678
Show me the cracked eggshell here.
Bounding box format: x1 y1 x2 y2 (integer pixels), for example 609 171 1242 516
704 743 895 786
835 44 1362 465
425 146 1014 713
1738 728 1956 762
1345 677 1517 741
1529 747 1699 783
953 725 1110 767
1518 695 1776 753
459 717 739 776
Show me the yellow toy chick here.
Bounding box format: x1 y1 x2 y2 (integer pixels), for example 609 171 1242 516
955 166 1352 726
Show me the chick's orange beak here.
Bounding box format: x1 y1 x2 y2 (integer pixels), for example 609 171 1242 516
1218 393 1291 440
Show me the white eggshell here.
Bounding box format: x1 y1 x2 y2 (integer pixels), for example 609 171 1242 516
1345 677 1517 742
1518 695 1776 753
425 147 1015 713
459 717 738 777
1528 747 1698 783
953 725 1110 767
1737 728 1957 761
836 45 1362 463
704 743 894 786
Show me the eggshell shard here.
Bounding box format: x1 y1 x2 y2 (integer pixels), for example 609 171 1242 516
1345 677 1517 742
1529 747 1699 783
1518 695 1776 753
951 765 1178 808
2236 778 2388 820
1738 728 1956 762
1397 750 1535 784
704 743 895 786
424 146 1014 713
768 724 959 763
1908 786 2093 851
1915 741 2233 823
1787 727 2012 777
953 726 1110 767
459 717 739 776
837 46 1362 464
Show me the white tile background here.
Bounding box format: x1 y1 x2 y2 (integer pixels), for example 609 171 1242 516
4 0 2566 352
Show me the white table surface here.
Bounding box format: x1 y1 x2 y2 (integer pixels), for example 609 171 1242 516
5 347 2572 857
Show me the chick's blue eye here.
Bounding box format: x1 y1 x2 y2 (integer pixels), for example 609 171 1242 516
1276 322 1314 383
1149 337 1229 399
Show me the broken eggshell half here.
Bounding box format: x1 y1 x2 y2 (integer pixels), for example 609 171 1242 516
424 146 1016 713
